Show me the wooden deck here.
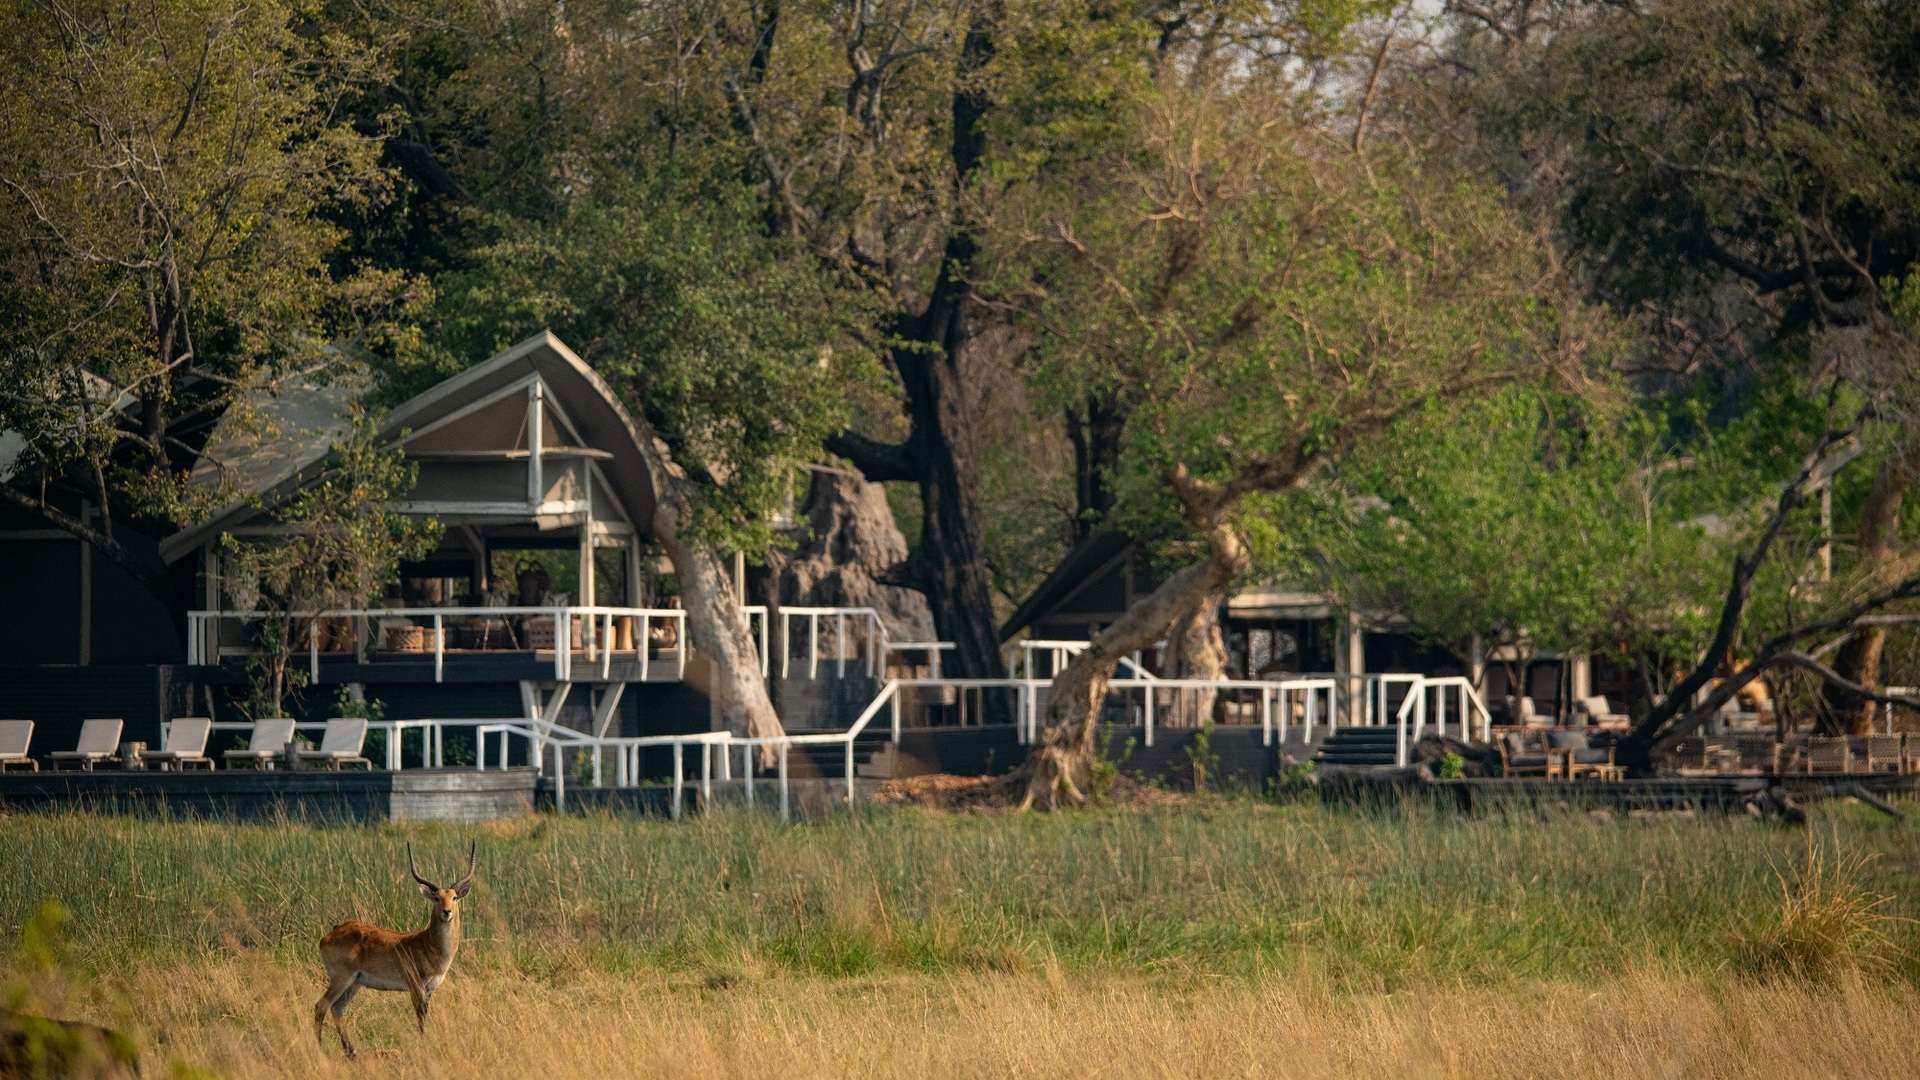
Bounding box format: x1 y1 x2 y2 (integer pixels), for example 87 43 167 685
0 767 537 822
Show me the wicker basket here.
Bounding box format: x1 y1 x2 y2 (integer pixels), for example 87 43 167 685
525 616 583 651
384 624 442 652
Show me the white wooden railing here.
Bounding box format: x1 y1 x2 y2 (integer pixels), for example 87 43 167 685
1391 676 1495 766
186 606 687 683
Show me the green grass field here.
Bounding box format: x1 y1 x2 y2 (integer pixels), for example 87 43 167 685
4 800 1918 1077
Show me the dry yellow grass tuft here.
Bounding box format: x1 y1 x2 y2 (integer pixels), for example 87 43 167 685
1735 840 1908 983
16 959 1920 1079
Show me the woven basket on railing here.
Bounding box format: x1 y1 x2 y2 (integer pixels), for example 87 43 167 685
524 616 583 651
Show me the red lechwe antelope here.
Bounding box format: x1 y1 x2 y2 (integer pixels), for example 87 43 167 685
313 842 476 1057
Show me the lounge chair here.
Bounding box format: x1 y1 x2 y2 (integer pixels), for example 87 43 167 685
48 719 123 771
1497 730 1556 777
1575 695 1630 727
223 718 298 770
295 719 372 770
0 721 35 772
1546 728 1618 780
1803 735 1851 775
145 718 214 771
1513 697 1555 727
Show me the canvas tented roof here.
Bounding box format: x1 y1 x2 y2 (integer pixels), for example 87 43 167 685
161 332 659 561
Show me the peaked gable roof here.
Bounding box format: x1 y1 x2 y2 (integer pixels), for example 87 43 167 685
161 332 658 561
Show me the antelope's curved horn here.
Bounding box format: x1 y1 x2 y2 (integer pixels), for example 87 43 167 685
452 840 477 891
406 842 438 889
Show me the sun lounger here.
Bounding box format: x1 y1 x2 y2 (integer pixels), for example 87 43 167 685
145 718 214 771
48 719 123 771
295 719 372 770
223 719 298 770
1513 697 1555 727
0 720 35 772
1576 695 1630 727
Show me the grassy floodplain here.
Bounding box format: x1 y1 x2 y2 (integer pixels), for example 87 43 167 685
4 800 1919 1077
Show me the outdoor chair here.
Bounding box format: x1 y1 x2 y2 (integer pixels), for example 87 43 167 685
0 720 35 772
224 719 298 770
1497 730 1556 778
48 719 123 771
1863 734 1905 774
1575 695 1630 728
1546 728 1618 780
1802 735 1852 775
145 718 214 771
1513 697 1555 727
295 719 372 770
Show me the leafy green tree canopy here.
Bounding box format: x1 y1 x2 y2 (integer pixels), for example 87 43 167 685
424 178 886 553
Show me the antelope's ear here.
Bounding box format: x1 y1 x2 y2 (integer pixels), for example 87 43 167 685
452 879 473 900
419 881 440 900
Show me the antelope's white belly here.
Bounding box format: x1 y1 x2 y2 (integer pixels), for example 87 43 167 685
353 970 448 994
355 972 409 992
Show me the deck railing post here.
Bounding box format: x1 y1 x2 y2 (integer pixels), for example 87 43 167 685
554 745 566 814
601 611 613 679
809 613 820 679
890 683 901 743
433 614 444 683
778 744 790 821
1144 685 1155 747
670 744 683 820
640 614 650 680
743 744 755 806
1262 689 1273 746
676 613 686 680
702 741 713 807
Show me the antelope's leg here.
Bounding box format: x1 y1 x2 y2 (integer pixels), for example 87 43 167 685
403 969 430 1033
314 971 357 1053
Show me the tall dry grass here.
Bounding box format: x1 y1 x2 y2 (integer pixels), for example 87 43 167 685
16 959 1920 1079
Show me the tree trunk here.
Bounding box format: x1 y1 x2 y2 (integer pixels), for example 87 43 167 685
763 468 934 641
824 7 1012 717
1824 449 1915 734
631 421 783 744
1161 585 1229 728
1013 520 1248 808
762 469 935 725
1066 391 1125 541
